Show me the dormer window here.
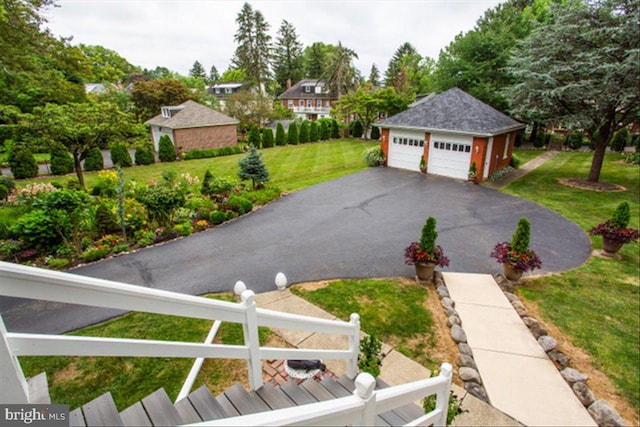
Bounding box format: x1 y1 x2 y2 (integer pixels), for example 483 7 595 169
161 106 184 118
161 107 171 118
303 86 312 93
225 87 232 94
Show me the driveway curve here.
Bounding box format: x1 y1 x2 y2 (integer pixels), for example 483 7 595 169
0 168 591 333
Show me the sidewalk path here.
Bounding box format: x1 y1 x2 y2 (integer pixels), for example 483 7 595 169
482 151 558 190
443 272 596 426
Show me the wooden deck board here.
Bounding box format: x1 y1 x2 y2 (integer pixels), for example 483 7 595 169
120 401 152 427
141 389 182 426
82 392 124 427
187 385 228 421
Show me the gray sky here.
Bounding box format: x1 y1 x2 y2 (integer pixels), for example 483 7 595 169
45 0 504 78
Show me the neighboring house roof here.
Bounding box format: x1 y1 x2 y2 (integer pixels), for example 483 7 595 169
85 83 106 94
378 87 524 136
209 82 244 90
277 79 333 100
145 100 239 129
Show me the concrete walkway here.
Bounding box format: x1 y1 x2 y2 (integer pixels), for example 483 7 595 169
443 272 596 426
482 151 559 190
254 288 521 426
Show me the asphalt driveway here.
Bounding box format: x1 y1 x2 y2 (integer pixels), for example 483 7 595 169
0 168 591 333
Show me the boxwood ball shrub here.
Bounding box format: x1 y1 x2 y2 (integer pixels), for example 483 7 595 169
9 146 38 179
83 147 104 171
110 143 132 167
228 196 253 215
209 210 226 225
49 142 74 175
158 135 176 162
135 144 155 166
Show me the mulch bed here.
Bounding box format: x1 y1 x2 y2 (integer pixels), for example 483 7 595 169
559 178 626 192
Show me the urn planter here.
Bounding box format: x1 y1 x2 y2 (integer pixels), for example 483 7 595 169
415 262 436 283
503 263 523 281
601 237 623 254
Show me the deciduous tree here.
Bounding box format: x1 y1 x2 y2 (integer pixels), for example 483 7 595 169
130 79 192 121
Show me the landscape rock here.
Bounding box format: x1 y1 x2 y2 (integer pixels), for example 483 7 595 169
521 316 538 328
447 315 461 327
450 324 467 343
548 350 571 369
503 292 519 303
458 343 473 357
588 400 627 427
495 275 514 292
464 382 490 403
441 297 455 310
459 367 482 384
572 381 595 407
530 326 548 339
511 300 528 317
457 353 477 369
436 285 450 299
561 367 588 384
538 335 558 352
444 306 457 316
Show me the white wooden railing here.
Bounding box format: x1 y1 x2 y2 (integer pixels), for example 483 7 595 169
0 261 359 404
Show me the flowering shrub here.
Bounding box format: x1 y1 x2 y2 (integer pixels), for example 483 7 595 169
490 242 542 272
6 182 58 204
404 242 450 267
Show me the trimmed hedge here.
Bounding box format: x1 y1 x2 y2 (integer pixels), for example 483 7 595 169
110 143 132 167
183 145 243 160
84 147 104 171
49 142 74 175
135 144 155 165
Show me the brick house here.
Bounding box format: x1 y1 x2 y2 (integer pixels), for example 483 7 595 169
145 100 239 154
376 88 525 182
277 79 336 121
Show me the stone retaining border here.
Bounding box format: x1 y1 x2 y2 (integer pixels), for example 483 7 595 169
494 274 627 427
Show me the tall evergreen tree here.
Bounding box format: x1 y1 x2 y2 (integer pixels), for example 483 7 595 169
287 121 299 145
273 20 304 92
275 122 286 146
326 42 359 98
208 65 220 83
384 42 418 87
232 2 272 89
368 63 381 86
189 60 207 79
304 42 330 79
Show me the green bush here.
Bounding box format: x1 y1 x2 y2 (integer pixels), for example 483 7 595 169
533 131 546 148
565 131 584 150
113 244 129 254
331 119 340 139
110 143 132 167
611 128 629 153
351 120 364 138
83 147 104 171
209 210 226 225
248 125 261 148
358 334 382 377
46 258 69 270
183 145 243 160
319 119 330 140
623 152 640 165
275 123 286 146
299 121 310 144
0 176 15 193
0 184 8 200
510 154 521 169
309 121 319 142
370 125 380 140
135 144 155 166
363 146 385 167
228 196 253 215
158 135 176 162
262 128 274 148
9 146 38 179
82 246 111 263
10 210 59 249
173 222 193 237
94 204 120 235
49 142 74 175
138 185 186 226
287 122 298 145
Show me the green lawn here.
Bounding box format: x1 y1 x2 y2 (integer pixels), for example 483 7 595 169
504 152 639 411
512 148 546 165
17 139 377 193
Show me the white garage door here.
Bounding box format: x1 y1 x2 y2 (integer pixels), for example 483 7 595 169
428 139 472 179
388 135 425 172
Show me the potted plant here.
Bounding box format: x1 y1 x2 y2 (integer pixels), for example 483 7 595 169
419 156 427 173
405 216 450 283
468 162 477 182
589 202 639 254
490 217 542 281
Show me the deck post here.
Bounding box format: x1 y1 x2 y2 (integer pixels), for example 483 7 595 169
0 315 30 403
241 290 263 390
434 363 453 427
348 313 360 378
354 372 376 426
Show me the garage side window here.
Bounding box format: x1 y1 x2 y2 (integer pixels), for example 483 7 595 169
503 134 510 159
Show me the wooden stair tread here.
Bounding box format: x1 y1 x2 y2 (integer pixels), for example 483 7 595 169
68 408 85 427
255 382 295 410
376 377 425 421
300 378 334 401
216 393 240 417
120 401 152 427
141 388 182 426
280 379 316 405
174 397 202 424
188 385 228 421
27 372 51 404
82 392 124 427
223 383 269 415
319 377 351 397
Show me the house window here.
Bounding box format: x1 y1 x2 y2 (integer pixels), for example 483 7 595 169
316 99 322 107
465 145 471 153
503 134 511 159
307 100 312 107
419 140 424 147
434 142 439 149
215 88 221 94
288 100 293 108
445 143 451 150
225 88 232 94
304 86 312 93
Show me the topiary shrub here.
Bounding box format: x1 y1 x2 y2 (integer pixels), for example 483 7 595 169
227 196 253 215
248 125 261 148
94 203 120 235
135 144 155 165
84 147 104 171
9 146 38 179
298 121 310 143
287 122 299 145
209 210 226 225
611 201 631 229
611 128 629 153
351 120 364 138
275 123 286 146
565 131 584 150
262 128 274 148
110 143 132 167
158 135 176 162
309 121 319 142
49 142 74 175
370 125 380 140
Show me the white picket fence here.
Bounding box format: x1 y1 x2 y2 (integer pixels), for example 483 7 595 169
0 261 452 426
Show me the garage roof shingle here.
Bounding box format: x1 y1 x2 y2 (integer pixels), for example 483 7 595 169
145 100 239 129
377 87 524 136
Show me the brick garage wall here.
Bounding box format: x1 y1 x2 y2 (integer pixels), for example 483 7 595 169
173 125 237 153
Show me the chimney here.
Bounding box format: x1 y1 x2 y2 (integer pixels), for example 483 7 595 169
286 79 292 90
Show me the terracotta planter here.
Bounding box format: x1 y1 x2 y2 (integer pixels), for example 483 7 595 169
415 262 436 283
503 263 523 281
602 237 623 254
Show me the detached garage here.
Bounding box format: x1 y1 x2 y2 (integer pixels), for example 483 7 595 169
377 88 525 182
